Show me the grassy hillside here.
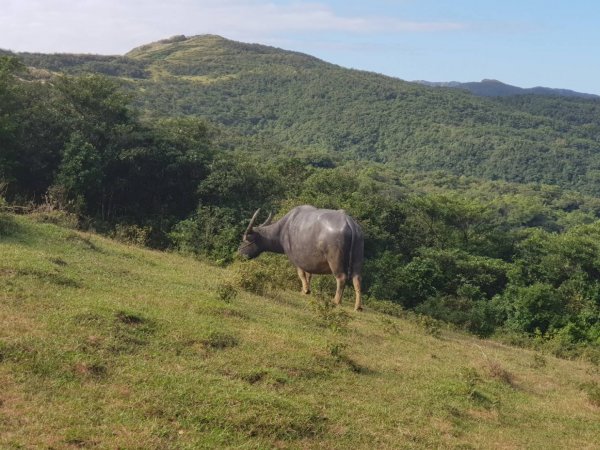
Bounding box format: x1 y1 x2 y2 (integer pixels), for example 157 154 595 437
9 35 600 195
1 214 599 449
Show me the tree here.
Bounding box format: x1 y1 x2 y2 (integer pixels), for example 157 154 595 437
54 132 102 212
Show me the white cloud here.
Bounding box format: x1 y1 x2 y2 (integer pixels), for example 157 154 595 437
0 0 467 54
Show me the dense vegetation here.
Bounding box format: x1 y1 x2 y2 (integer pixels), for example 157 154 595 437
8 35 600 195
1 37 600 361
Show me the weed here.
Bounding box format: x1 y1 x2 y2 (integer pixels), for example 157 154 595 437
581 382 600 407
459 366 499 408
231 255 298 297
72 360 108 379
327 341 348 360
240 369 268 384
0 213 19 237
66 233 101 252
327 341 364 373
310 295 351 334
201 330 239 350
415 313 442 338
29 209 79 229
460 366 481 398
232 396 327 440
49 257 68 266
112 223 151 246
485 360 515 387
380 316 400 335
215 282 238 302
16 267 81 288
531 353 547 369
109 311 157 353
115 311 146 325
366 297 405 318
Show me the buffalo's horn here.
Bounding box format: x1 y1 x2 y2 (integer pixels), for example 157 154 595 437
260 211 273 227
243 208 261 240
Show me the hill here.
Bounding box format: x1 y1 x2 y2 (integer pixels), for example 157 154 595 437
415 79 599 99
1 214 599 448
6 34 600 196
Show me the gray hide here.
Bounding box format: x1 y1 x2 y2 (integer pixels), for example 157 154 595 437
238 205 364 310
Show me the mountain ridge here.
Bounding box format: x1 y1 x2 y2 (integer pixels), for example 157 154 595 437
4 34 596 97
414 78 599 99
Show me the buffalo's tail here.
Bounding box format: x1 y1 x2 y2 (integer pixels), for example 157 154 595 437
346 218 355 280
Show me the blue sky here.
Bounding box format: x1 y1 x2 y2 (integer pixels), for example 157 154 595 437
2 0 599 94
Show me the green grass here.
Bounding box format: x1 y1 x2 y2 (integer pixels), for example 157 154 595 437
1 214 599 449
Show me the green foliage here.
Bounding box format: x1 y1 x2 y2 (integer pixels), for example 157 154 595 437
55 132 102 212
201 330 239 349
580 382 600 407
0 213 17 237
169 206 239 262
11 36 600 195
502 283 566 334
29 208 80 230
231 254 299 297
112 223 152 246
3 39 600 356
310 295 352 334
215 281 238 302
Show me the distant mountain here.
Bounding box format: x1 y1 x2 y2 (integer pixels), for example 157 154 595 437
414 79 599 99
4 35 600 195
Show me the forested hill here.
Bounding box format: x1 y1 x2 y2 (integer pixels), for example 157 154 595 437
6 34 600 194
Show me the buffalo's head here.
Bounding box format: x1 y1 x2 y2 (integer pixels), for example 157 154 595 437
238 209 272 259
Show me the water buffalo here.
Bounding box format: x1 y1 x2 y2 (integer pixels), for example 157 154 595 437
238 205 364 311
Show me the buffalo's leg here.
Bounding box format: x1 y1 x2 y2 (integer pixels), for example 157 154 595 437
333 273 347 305
297 267 311 294
352 275 363 311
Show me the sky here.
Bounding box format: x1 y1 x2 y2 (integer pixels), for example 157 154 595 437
1 0 599 94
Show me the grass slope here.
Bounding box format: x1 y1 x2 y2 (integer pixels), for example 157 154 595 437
1 215 599 449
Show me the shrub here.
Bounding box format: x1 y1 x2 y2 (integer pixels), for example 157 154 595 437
414 314 442 338
231 254 298 296
484 360 515 387
502 283 566 334
169 206 240 263
326 340 363 373
364 297 405 317
202 330 239 349
216 282 239 302
112 224 151 246
581 382 600 407
310 295 351 334
416 294 501 337
0 212 18 237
